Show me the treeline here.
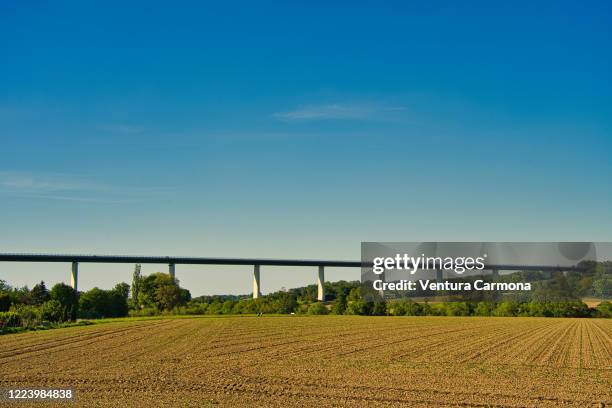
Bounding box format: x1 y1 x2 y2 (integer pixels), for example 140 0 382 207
180 281 612 318
375 264 611 303
0 266 192 332
369 299 611 318
0 279 131 331
1 274 610 333
181 280 360 316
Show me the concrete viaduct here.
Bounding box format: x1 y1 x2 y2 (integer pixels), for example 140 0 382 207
0 253 584 301
0 253 364 301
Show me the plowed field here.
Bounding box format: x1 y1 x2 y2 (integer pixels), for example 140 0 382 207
1 316 610 407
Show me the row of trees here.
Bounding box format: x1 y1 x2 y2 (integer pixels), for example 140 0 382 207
0 267 191 330
1 273 610 331
180 281 611 318
179 281 360 316
0 280 79 329
368 299 611 318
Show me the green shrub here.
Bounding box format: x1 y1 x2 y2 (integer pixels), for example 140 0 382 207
10 304 42 328
372 301 387 316
183 303 208 315
445 302 471 316
79 287 128 319
0 293 11 312
388 300 407 316
595 301 611 318
221 300 237 314
269 292 298 314
0 311 22 327
403 300 424 316
40 300 64 322
128 307 159 317
494 301 518 317
236 300 266 314
331 293 347 315
295 303 309 315
307 302 328 315
428 303 446 316
346 300 372 315
474 301 495 316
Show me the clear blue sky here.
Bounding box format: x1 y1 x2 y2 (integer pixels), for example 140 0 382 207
1 1 611 296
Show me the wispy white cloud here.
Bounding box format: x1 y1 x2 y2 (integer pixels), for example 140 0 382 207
2 192 140 204
272 103 406 121
0 171 88 193
0 171 169 203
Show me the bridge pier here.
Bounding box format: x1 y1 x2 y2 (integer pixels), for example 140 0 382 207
169 263 176 280
491 269 499 279
436 269 443 283
70 262 79 291
317 266 325 301
253 265 261 299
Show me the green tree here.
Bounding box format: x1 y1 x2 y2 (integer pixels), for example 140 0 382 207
179 288 191 305
445 302 470 316
332 292 347 315
9 286 31 306
372 301 387 316
269 292 297 314
138 273 189 311
114 282 130 301
0 279 11 292
295 285 317 303
131 264 142 309
221 300 236 314
494 301 518 317
206 300 223 315
592 276 610 300
0 293 10 312
596 301 611 318
403 300 424 316
347 287 361 301
79 288 109 318
137 272 167 309
389 299 423 316
30 281 51 305
79 286 129 319
474 301 495 316
50 283 79 322
156 284 182 311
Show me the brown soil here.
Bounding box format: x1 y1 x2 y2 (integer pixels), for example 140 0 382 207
1 316 610 407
